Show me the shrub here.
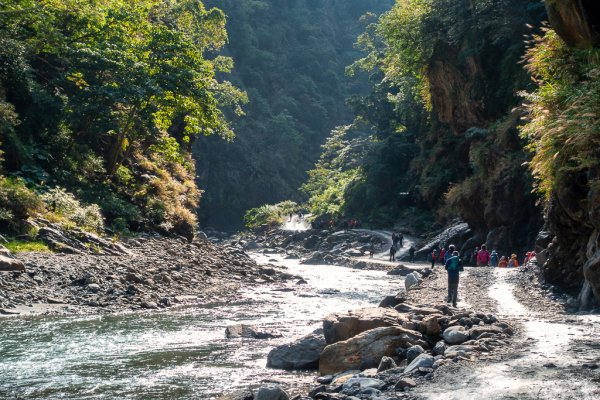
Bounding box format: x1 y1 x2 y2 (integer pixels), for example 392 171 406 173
243 201 299 230
42 187 104 232
0 177 43 220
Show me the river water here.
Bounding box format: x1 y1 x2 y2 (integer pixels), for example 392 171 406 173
0 253 405 399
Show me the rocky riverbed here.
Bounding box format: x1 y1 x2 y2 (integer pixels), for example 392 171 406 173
0 234 300 316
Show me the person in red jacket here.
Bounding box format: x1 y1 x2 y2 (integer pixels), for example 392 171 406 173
477 244 491 267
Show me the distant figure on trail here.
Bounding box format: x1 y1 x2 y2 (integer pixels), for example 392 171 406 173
444 244 455 264
409 245 416 262
389 245 397 262
471 246 479 267
490 250 499 267
477 245 490 267
444 250 464 308
369 242 375 258
439 247 446 263
498 256 508 268
344 220 349 232
509 254 519 268
431 249 437 268
392 232 399 250
399 232 404 247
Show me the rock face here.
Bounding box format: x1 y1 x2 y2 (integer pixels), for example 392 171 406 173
545 0 600 47
0 255 25 272
267 332 326 370
318 326 427 375
322 308 405 345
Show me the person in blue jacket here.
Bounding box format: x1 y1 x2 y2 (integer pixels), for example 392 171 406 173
444 250 464 307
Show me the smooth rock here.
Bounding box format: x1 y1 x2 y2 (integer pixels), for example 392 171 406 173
406 345 425 364
377 356 397 372
469 325 504 339
395 377 417 390
404 354 435 374
319 326 426 375
255 385 289 400
433 341 447 355
404 273 421 291
323 307 405 344
442 326 469 344
0 255 25 272
267 331 326 370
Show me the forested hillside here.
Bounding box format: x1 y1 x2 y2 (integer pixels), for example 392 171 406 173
0 0 244 239
303 0 547 245
194 0 393 229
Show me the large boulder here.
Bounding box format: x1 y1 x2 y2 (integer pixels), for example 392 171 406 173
319 326 427 375
419 314 442 336
267 331 326 370
394 303 443 316
218 390 254 400
323 308 406 344
0 255 25 272
468 325 504 340
404 273 422 291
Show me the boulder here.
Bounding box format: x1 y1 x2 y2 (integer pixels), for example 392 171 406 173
0 245 10 256
0 255 25 272
405 345 425 364
469 325 504 339
395 377 417 390
387 265 412 276
404 354 435 374
394 303 443 316
303 235 321 250
442 326 469 345
419 315 441 336
377 356 397 372
444 344 476 359
342 377 385 391
319 326 427 375
323 307 405 344
404 273 422 291
267 331 326 370
217 390 254 400
433 341 447 355
255 385 289 400
225 324 281 340
378 292 407 308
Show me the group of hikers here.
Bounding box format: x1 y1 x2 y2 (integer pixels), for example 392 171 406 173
388 231 405 261
430 244 536 269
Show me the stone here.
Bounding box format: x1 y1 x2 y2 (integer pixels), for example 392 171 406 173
255 385 289 400
387 265 413 276
0 255 25 272
304 235 320 250
405 345 425 364
378 292 407 308
323 307 405 344
404 353 435 374
319 326 427 375
0 245 10 256
217 390 254 400
394 303 442 316
395 377 417 390
444 344 476 359
433 341 447 356
267 331 326 370
226 324 281 340
419 315 441 336
404 273 421 291
377 356 397 372
87 283 101 293
442 326 469 344
469 325 504 339
342 377 385 391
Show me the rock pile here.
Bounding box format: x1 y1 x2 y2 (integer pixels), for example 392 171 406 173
0 235 299 315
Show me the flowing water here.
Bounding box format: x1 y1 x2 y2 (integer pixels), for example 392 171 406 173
0 253 405 399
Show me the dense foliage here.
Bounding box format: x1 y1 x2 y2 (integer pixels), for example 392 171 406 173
0 0 244 237
304 0 545 240
521 29 600 199
195 0 394 229
243 200 299 230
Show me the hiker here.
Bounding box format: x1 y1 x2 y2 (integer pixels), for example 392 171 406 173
431 249 437 268
490 250 499 267
392 232 399 250
498 256 508 268
444 250 464 307
477 244 490 267
389 245 397 262
508 254 519 268
444 244 455 264
471 246 479 266
409 245 416 262
369 242 375 258
439 247 446 263
399 232 404 247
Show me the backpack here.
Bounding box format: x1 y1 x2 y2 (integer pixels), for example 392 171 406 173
447 256 460 272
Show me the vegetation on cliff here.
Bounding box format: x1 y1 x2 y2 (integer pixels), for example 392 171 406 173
0 0 244 238
303 0 545 248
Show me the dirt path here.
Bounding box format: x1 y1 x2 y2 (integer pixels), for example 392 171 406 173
350 229 419 265
414 267 600 400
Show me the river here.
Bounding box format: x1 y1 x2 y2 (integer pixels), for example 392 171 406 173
0 253 405 399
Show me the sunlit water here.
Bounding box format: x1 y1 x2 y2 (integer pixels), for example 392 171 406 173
0 253 405 399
